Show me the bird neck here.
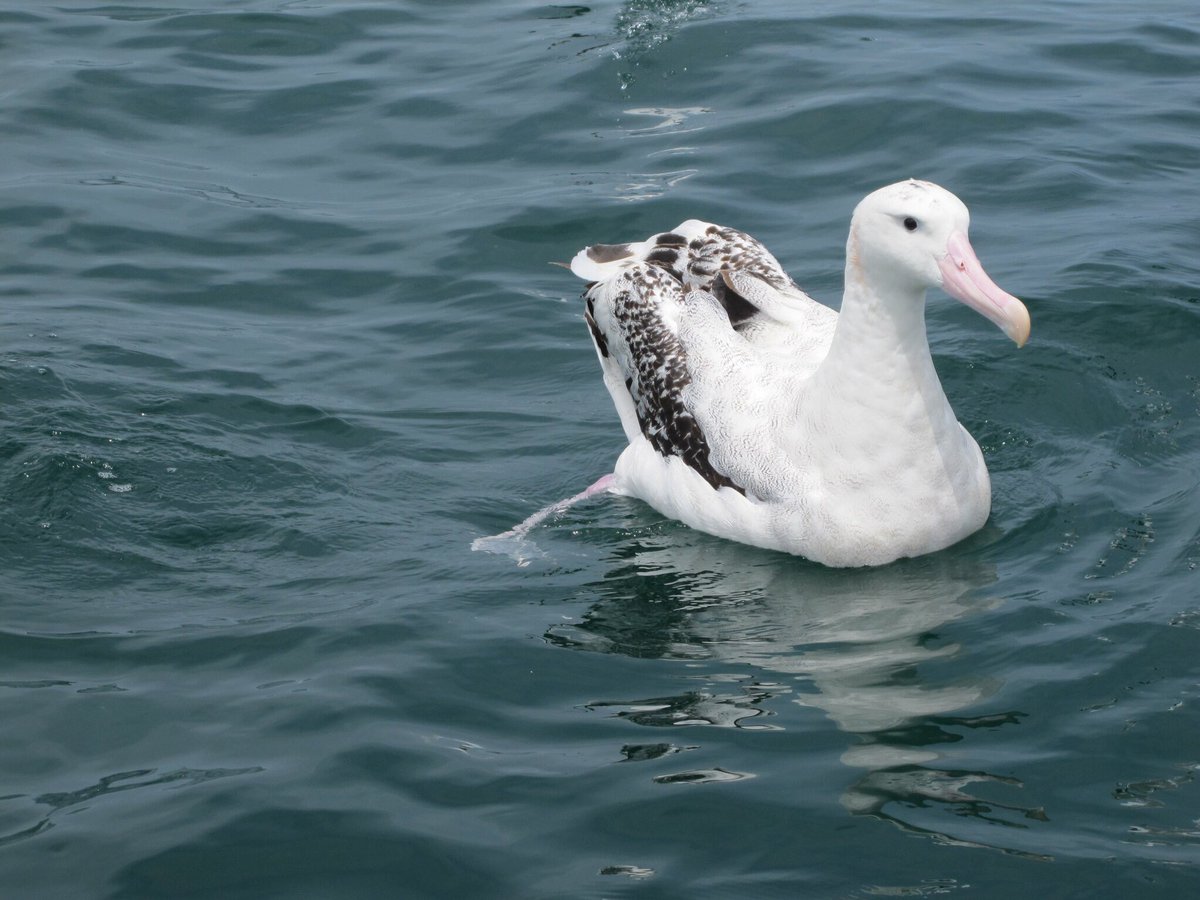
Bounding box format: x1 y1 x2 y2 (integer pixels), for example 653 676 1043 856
810 263 958 440
836 261 932 367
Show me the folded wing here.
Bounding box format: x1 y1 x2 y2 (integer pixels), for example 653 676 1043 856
574 221 838 501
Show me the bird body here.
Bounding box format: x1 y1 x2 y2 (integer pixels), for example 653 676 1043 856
570 180 1028 567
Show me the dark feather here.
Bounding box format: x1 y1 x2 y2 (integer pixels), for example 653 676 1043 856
584 266 744 494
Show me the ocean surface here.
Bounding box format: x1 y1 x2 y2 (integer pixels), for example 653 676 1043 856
2 1 1199 897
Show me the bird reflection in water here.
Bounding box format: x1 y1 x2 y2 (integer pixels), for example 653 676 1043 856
548 528 1050 857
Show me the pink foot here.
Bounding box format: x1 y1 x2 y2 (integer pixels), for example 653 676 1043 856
471 474 616 564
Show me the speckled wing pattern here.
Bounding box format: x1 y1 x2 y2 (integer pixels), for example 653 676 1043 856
578 222 801 494
677 224 797 328
584 261 744 494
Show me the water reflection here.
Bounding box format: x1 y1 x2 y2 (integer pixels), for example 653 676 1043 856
550 529 1049 855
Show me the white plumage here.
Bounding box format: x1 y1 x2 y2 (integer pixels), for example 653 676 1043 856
569 180 1030 567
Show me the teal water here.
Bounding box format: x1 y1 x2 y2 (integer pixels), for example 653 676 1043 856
3 1 1200 896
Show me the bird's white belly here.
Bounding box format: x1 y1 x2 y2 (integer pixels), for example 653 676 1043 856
785 442 990 566
613 425 990 568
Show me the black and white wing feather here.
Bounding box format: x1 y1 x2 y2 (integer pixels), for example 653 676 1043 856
572 220 836 498
573 220 832 339
582 263 745 493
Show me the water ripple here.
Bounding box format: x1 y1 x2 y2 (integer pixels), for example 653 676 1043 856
3 1 1200 895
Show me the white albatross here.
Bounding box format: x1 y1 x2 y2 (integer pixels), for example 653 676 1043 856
475 180 1029 567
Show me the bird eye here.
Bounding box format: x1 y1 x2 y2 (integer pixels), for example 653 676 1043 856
903 216 918 232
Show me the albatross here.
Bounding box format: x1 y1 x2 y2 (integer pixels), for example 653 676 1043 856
477 180 1029 567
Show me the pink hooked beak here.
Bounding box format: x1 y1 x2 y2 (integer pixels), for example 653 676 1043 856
938 231 1030 347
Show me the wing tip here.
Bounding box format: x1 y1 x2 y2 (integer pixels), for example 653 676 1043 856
569 243 639 281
